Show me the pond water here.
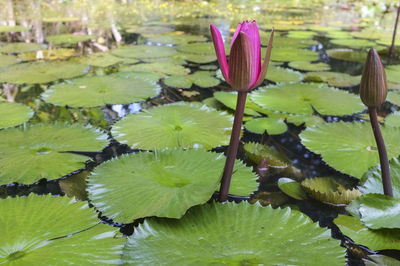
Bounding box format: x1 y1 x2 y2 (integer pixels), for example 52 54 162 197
0 0 400 265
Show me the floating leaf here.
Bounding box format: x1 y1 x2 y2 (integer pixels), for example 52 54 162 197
265 66 303 83
19 49 75 61
112 45 177 59
125 25 174 34
145 32 207 45
42 73 160 107
180 53 218 64
300 122 400 178
304 71 360 87
245 117 287 135
386 65 400 85
287 30 317 39
387 91 400 106
0 123 108 184
285 114 325 127
266 47 319 62
164 71 220 89
330 38 377 49
0 54 18 67
0 61 89 84
111 102 233 150
0 42 44 54
123 202 345 265
278 177 308 200
364 254 400 266
301 177 361 205
351 28 399 46
88 149 257 223
0 102 34 129
213 91 263 116
79 52 128 67
121 62 189 78
326 31 352 39
385 112 400 128
288 61 330 72
261 36 317 48
250 83 364 115
0 194 124 265
326 49 367 63
334 214 400 251
46 34 93 46
250 191 289 207
0 25 28 33
177 42 229 55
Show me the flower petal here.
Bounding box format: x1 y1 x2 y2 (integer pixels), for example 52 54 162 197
254 29 274 88
231 22 243 47
240 21 261 86
228 32 257 91
210 24 229 83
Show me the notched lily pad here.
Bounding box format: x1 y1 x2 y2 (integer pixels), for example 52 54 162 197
112 45 177 59
123 202 345 265
304 71 360 87
278 177 308 200
288 61 330 72
266 66 303 83
213 91 264 116
0 102 34 129
245 117 287 135
111 102 233 150
79 52 128 67
164 71 220 89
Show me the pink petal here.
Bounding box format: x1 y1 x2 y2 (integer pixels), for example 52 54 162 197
254 29 274 88
231 22 243 47
239 21 261 86
210 24 229 83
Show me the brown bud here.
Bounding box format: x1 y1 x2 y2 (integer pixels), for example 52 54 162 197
359 48 387 107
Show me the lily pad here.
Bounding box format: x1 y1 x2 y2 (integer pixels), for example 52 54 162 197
0 42 44 54
181 53 219 64
111 45 177 59
79 52 127 67
387 91 400 106
42 73 160 107
145 32 207 45
364 254 400 266
19 49 76 61
0 25 28 33
213 91 263 116
261 36 318 48
121 62 189 78
385 112 400 128
266 47 319 62
250 83 364 115
287 30 317 39
0 123 108 184
300 122 400 178
0 102 34 129
111 102 233 150
88 149 257 223
334 214 400 251
164 71 220 89
386 65 400 85
326 31 352 39
245 117 287 135
46 34 93 46
177 42 229 55
0 194 124 265
123 202 345 265
0 61 89 84
330 38 377 49
265 66 303 83
0 54 18 67
125 25 174 34
278 177 308 200
285 114 325 127
304 71 360 87
301 177 362 205
288 61 331 72
326 49 367 63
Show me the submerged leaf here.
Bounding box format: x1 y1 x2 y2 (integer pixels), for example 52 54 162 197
123 202 345 265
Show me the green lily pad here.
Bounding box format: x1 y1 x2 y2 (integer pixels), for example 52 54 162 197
300 122 400 178
121 62 189 78
266 47 319 62
351 28 400 46
304 71 360 87
330 38 377 49
0 102 34 129
46 34 93 46
0 42 44 54
111 102 233 150
326 31 352 39
0 25 29 33
0 123 108 184
112 45 177 59
387 91 400 106
0 194 124 265
364 254 400 266
308 25 340 32
288 61 331 72
249 191 289 207
213 91 265 116
287 30 317 39
145 32 207 45
19 48 76 61
386 65 400 85
266 66 303 83
285 114 325 127
278 177 308 200
123 202 345 265
181 53 218 64
88 149 257 223
301 177 362 205
42 17 79 23
42 73 160 107
0 54 18 67
0 61 89 84
164 71 220 89
250 83 364 115
326 49 367 63
125 25 174 34
334 214 400 251
385 112 400 128
177 42 229 55
360 157 400 198
245 117 287 135
79 52 127 67
261 36 318 48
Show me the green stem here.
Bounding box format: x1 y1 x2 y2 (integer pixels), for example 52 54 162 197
368 107 393 197
389 6 400 60
219 91 247 202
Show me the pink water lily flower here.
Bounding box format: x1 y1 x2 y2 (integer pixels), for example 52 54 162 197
210 20 274 91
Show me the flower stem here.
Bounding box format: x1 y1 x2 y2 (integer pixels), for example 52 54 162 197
219 91 247 202
389 6 400 61
368 107 393 197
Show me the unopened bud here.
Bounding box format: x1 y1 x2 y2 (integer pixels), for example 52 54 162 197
359 48 387 107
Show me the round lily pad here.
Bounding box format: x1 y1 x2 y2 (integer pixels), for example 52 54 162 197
266 47 319 62
385 112 400 128
288 61 331 72
278 177 308 200
0 102 34 129
387 91 400 106
285 114 325 127
386 65 400 85
0 123 108 184
87 149 257 223
265 66 303 83
79 52 126 67
300 122 400 178
177 42 229 55
304 71 360 87
0 194 124 265
180 53 218 64
326 49 367 63
123 202 345 265
287 30 317 39
213 91 263 116
125 25 174 34
245 117 287 135
0 25 28 33
261 36 318 48
145 33 207 45
250 83 364 115
330 38 377 49
19 49 76 61
0 54 18 68
326 31 352 39
42 73 160 107
164 71 220 89
121 62 189 78
0 61 89 84
111 102 233 150
0 42 44 54
46 34 93 46
111 45 177 59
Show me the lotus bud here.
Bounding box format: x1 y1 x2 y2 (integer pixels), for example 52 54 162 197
359 48 388 107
